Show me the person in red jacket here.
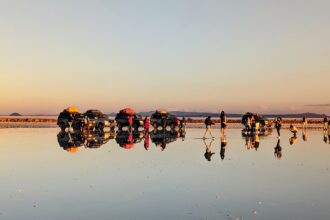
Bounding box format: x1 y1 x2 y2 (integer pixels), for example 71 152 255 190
144 116 150 133
128 115 133 132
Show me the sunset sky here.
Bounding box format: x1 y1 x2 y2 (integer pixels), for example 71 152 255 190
1 0 329 115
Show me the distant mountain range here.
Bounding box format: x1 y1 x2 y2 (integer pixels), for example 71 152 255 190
1 111 328 118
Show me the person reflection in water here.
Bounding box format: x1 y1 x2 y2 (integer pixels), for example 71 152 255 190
220 135 227 160
252 134 260 151
274 139 282 159
245 135 252 150
203 139 215 161
323 130 328 144
302 129 307 142
144 132 150 151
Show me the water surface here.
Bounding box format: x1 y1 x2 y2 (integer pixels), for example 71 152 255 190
0 128 330 220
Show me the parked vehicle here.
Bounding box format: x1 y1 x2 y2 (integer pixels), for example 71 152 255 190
241 112 272 128
57 107 80 131
84 109 115 130
150 109 180 130
115 108 144 130
241 112 272 135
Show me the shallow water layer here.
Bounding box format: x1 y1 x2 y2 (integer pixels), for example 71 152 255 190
0 128 330 220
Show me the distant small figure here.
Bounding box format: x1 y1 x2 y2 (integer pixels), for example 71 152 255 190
302 115 308 130
220 110 227 135
203 139 215 161
220 135 227 160
274 117 282 137
289 124 298 136
323 117 329 131
144 116 150 133
203 116 215 139
274 139 282 159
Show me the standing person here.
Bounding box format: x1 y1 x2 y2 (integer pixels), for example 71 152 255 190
220 111 227 135
128 115 133 132
323 117 328 131
203 116 215 139
144 116 150 133
302 115 308 130
274 117 282 137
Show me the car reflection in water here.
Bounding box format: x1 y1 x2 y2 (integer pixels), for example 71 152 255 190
84 130 115 149
150 129 186 151
57 130 115 152
115 130 145 149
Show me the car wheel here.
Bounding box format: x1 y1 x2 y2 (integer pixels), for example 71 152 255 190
59 122 66 131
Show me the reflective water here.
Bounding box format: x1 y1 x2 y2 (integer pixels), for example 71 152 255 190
1 128 330 220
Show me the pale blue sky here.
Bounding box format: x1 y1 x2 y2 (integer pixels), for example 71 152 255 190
0 0 329 114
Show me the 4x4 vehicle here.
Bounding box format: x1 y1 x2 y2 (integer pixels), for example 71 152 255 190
150 109 180 130
57 107 80 131
115 108 144 130
84 109 115 130
241 112 272 128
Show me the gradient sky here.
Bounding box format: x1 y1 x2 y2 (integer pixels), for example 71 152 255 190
1 0 329 115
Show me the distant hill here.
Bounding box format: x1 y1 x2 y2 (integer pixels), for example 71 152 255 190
9 112 22 116
107 111 328 118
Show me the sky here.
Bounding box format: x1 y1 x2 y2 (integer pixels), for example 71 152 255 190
0 0 329 115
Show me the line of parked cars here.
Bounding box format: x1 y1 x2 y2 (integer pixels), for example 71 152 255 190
57 107 186 132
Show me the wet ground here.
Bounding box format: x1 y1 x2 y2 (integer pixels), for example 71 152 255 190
0 128 330 220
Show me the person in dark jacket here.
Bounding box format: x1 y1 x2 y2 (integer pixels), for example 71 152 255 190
274 117 282 137
203 116 215 139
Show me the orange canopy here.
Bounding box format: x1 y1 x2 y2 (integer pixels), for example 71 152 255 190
120 108 135 115
66 106 79 113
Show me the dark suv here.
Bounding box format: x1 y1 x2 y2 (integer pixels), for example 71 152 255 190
115 108 144 130
150 110 180 130
57 109 80 131
84 109 115 130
